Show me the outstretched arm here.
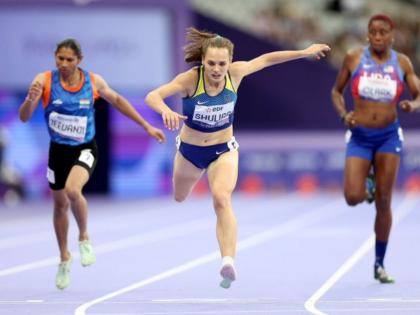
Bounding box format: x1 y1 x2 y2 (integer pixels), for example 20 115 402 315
95 74 165 143
19 73 45 122
145 71 192 130
230 43 330 80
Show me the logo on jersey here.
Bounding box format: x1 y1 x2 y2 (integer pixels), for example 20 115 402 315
52 99 63 106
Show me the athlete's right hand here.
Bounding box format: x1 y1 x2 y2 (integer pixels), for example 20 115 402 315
26 81 43 103
161 110 187 131
342 111 357 128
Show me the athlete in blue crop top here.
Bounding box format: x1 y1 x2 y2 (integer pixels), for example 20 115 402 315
146 27 330 289
19 38 165 290
331 14 420 284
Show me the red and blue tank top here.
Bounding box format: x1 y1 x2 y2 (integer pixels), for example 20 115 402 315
351 47 404 104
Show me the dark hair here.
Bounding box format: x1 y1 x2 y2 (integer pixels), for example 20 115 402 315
368 14 395 30
55 38 83 58
183 27 234 63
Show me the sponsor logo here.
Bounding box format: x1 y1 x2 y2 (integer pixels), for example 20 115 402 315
197 100 208 105
52 99 63 105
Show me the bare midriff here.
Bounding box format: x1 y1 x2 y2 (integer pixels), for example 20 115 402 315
179 124 233 146
353 99 398 128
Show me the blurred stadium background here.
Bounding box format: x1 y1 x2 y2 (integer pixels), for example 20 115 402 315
0 0 419 205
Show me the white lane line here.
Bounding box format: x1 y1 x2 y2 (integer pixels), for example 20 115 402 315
304 194 419 315
0 217 215 277
75 198 345 315
0 299 44 304
88 311 303 315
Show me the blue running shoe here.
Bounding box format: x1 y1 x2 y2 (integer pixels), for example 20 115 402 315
366 173 376 204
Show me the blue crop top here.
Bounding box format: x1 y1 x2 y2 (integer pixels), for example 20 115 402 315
182 65 237 132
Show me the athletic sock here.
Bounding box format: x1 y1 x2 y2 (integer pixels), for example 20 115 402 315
375 239 388 267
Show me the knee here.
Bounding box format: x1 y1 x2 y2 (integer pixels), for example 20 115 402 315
344 191 364 206
213 192 231 212
375 193 392 210
54 200 69 214
174 194 186 203
65 186 82 202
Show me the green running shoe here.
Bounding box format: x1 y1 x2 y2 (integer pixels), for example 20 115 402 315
366 173 376 204
374 265 395 284
56 256 72 290
79 240 96 267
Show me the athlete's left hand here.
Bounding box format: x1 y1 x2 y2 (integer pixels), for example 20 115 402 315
399 100 415 112
145 125 166 143
304 44 331 60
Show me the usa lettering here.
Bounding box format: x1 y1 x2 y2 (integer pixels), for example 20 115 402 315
362 71 392 81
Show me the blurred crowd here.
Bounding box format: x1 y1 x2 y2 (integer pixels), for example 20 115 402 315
252 0 420 71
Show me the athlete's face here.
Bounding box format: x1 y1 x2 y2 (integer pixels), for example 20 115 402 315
202 47 231 83
55 47 81 78
368 20 394 53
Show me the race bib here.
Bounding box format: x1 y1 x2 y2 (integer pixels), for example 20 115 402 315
46 167 55 184
49 112 87 142
358 73 397 101
79 149 94 168
192 102 234 127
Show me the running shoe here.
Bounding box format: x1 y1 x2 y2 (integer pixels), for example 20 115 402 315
56 256 72 290
366 173 376 204
79 240 96 267
219 264 236 289
374 265 395 284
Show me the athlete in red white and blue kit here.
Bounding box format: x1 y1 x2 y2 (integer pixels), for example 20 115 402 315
331 14 420 284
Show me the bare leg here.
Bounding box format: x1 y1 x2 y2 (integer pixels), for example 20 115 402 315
373 153 399 242
51 190 71 262
207 150 238 259
65 165 90 241
343 156 372 206
172 151 205 202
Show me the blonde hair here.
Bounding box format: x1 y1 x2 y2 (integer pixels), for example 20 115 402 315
183 27 234 63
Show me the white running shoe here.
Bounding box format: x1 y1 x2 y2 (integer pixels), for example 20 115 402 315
79 240 96 267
